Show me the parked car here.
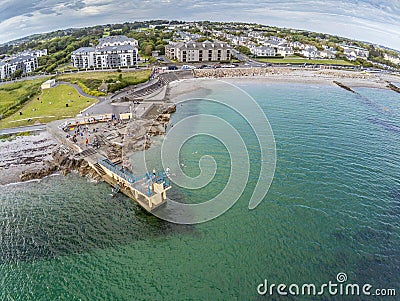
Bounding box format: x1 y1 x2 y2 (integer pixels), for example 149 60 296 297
167 65 178 70
181 65 195 70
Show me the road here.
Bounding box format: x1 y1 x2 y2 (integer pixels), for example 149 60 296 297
0 124 46 136
231 50 265 67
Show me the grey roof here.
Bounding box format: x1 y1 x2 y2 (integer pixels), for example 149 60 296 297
72 47 96 54
96 44 135 52
98 35 137 45
257 46 275 51
8 55 36 64
169 40 231 50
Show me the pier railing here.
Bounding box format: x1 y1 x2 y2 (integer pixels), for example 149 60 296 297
99 159 171 188
99 159 137 184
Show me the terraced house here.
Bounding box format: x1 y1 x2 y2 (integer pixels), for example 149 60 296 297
165 41 232 63
71 35 139 69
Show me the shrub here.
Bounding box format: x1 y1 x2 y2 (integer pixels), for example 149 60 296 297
77 82 106 97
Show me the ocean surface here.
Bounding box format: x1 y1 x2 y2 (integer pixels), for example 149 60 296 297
0 80 399 300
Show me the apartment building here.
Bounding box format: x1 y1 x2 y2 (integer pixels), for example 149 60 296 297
71 35 138 69
0 55 38 79
165 41 232 63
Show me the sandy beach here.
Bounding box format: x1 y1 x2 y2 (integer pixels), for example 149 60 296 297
191 67 400 89
166 68 400 107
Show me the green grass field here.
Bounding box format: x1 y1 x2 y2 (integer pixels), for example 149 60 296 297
56 69 152 93
55 63 78 73
255 56 355 66
0 78 48 119
0 84 96 129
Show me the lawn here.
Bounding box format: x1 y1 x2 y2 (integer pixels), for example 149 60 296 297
255 56 355 66
56 69 152 94
0 84 96 129
0 78 48 119
55 63 78 73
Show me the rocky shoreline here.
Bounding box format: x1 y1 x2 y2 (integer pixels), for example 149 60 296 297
0 132 57 185
8 103 177 184
19 144 102 182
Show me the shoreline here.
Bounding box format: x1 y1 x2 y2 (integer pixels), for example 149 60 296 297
1 67 399 186
191 67 399 90
0 131 58 185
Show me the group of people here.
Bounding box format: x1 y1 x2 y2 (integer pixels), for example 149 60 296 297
66 123 101 148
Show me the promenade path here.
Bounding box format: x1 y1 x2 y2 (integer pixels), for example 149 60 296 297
0 124 46 135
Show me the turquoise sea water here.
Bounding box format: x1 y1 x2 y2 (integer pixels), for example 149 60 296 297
0 81 399 300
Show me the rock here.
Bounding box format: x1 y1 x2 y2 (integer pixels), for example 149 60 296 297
159 104 176 114
20 144 101 182
20 165 57 181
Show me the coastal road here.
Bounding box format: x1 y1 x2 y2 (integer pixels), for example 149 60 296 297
0 124 47 136
232 50 265 67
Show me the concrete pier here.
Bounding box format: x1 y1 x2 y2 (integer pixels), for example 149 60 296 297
47 119 171 213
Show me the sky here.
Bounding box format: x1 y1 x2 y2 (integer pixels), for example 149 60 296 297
0 0 400 50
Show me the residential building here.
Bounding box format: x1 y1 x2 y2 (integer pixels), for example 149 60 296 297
228 35 249 46
0 48 47 79
71 47 96 69
301 46 319 58
71 35 138 69
319 50 336 59
277 47 294 57
251 46 276 57
341 45 369 60
384 53 400 65
0 55 38 79
165 41 232 63
0 62 5 79
180 32 203 42
98 35 138 47
290 41 306 50
20 49 48 57
268 36 287 44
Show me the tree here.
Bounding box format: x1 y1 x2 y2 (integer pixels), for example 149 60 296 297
12 69 23 78
237 45 251 56
155 44 165 55
145 45 153 56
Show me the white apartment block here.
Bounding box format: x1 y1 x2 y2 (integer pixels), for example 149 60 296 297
0 55 38 79
71 36 138 69
71 47 95 69
0 48 46 79
165 41 232 63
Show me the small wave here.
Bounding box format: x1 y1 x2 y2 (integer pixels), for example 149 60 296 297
2 173 62 187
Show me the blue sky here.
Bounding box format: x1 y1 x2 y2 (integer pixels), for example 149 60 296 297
1 0 399 50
